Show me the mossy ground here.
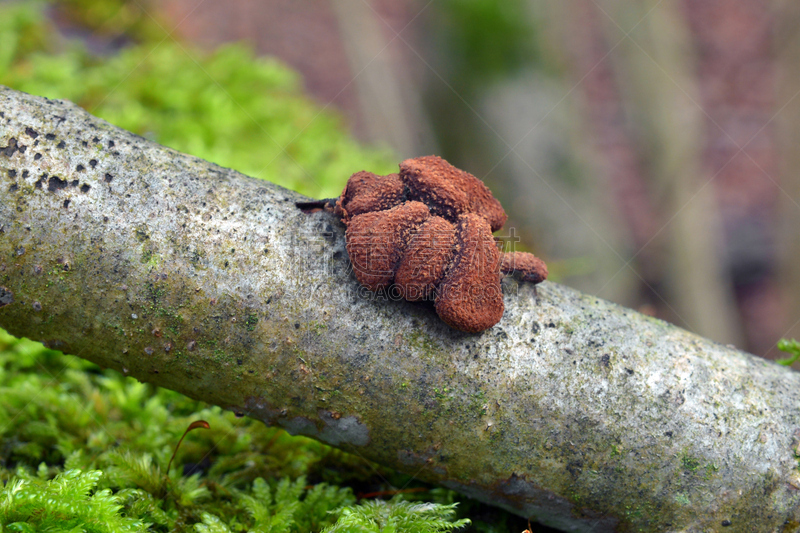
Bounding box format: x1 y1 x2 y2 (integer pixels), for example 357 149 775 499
0 331 477 531
0 1 536 531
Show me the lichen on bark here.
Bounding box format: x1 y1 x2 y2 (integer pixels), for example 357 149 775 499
3 86 800 532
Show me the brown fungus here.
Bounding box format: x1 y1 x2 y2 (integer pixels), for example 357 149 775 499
400 155 507 232
434 214 504 333
395 216 456 301
500 252 549 284
335 171 405 223
346 201 430 290
306 155 548 332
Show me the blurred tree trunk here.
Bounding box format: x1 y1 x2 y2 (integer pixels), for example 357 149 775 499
597 0 743 346
540 0 735 343
330 0 435 157
517 1 643 309
680 0 783 357
775 0 800 347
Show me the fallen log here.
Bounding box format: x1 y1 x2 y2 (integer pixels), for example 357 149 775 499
1 85 799 532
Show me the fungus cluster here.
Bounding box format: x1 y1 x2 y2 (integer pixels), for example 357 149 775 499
333 155 547 333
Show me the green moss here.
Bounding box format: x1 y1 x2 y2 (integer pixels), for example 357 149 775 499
703 463 719 481
406 330 443 361
681 454 702 473
777 338 800 366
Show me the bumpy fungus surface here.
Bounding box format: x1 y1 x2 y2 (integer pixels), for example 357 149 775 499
337 155 548 333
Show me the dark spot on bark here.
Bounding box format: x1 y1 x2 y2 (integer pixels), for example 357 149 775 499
48 176 68 192
57 141 66 149
721 520 731 526
45 133 56 140
625 368 634 375
108 140 115 148
0 286 13 307
531 321 540 334
22 170 28 178
236 359 243 366
76 164 85 172
70 180 78 187
80 184 90 193
104 173 113 182
63 199 70 208
601 354 610 367
92 137 100 143
32 301 42 312
547 322 556 328
9 183 18 192
295 323 300 329
566 461 583 478
89 159 97 168
34 153 41 160
8 169 18 178
103 216 108 222
664 431 673 438
82 140 88 147
25 127 39 138
1 138 20 157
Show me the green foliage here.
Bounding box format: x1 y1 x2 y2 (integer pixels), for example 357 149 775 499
323 499 470 533
777 338 800 366
0 469 147 532
52 0 169 42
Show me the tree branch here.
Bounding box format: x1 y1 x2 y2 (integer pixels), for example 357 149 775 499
2 85 800 532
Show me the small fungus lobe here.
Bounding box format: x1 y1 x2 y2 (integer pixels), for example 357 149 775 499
335 171 404 222
400 155 507 232
327 155 548 332
395 216 455 301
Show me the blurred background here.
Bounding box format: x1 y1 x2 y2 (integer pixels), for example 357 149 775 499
3 0 800 359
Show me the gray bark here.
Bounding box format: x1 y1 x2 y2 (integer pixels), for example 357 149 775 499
2 85 800 532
